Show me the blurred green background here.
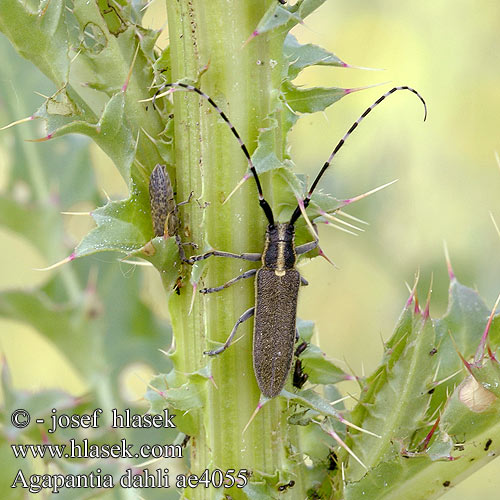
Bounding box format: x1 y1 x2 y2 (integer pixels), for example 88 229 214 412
0 1 499 498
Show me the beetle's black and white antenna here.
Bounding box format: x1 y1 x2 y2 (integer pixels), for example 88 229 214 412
288 86 427 225
154 83 426 229
154 82 275 226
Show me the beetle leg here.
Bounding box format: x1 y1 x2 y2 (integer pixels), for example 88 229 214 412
204 307 255 356
177 190 194 206
175 235 187 262
300 276 309 286
296 239 318 255
182 242 198 249
200 269 257 294
187 250 261 264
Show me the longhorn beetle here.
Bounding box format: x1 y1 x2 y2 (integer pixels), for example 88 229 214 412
154 82 427 398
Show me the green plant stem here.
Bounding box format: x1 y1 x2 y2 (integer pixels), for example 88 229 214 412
165 1 305 497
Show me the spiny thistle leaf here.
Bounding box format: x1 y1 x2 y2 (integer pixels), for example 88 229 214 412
76 193 150 257
0 0 69 86
251 0 328 39
146 370 209 436
300 344 349 385
36 92 135 184
282 80 348 114
335 277 500 500
251 111 283 174
284 33 345 80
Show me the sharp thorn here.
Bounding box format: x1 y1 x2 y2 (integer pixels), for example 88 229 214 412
60 211 92 216
122 43 141 93
448 332 474 376
318 246 339 269
188 282 197 316
336 210 369 225
209 375 218 389
25 133 53 142
119 259 153 267
490 212 500 239
0 115 35 131
344 80 391 95
102 188 112 202
474 292 500 363
406 271 420 309
342 62 386 72
33 253 75 271
324 425 368 470
242 30 259 49
420 415 440 450
223 174 250 205
242 400 265 435
442 241 455 281
296 195 319 240
322 220 358 236
432 368 463 388
342 179 398 206
140 0 157 11
70 48 82 64
320 212 364 232
423 273 433 320
336 415 381 439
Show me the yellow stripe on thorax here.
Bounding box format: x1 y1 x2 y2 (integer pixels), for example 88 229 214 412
275 225 287 276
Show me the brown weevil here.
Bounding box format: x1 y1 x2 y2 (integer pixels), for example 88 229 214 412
149 163 194 264
149 164 180 239
154 82 426 398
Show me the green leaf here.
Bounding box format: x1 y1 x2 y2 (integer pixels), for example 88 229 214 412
42 92 135 184
297 318 315 341
297 422 336 462
252 115 283 174
339 278 500 500
76 190 150 258
295 0 329 20
0 0 69 86
348 312 437 476
282 80 348 114
301 344 348 385
75 189 185 298
252 4 298 37
243 480 277 500
467 357 500 398
137 237 185 292
252 0 328 38
440 376 499 436
281 388 345 420
146 370 208 436
284 33 345 80
430 279 491 415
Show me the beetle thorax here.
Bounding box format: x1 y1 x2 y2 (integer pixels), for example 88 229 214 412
262 223 296 275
